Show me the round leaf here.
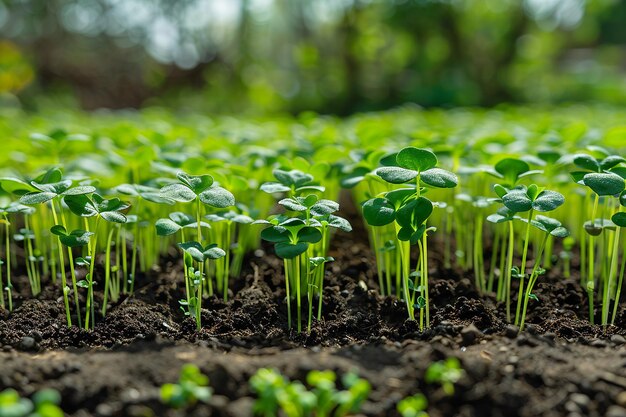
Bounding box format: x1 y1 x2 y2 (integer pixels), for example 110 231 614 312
583 172 625 196
502 189 532 213
532 190 564 212
376 166 418 184
420 168 458 188
396 147 437 172
155 218 181 236
275 242 309 259
612 212 626 228
495 158 529 184
160 183 197 202
362 198 395 226
199 186 235 208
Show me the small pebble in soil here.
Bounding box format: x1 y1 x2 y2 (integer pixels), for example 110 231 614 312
611 335 626 345
505 325 519 338
606 405 626 417
460 323 482 345
569 393 590 410
590 339 608 348
616 391 626 407
18 336 38 352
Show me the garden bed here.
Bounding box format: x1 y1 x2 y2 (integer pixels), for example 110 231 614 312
2 216 626 417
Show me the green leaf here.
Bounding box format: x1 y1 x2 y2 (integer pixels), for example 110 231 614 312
203 244 226 260
156 218 181 236
50 225 67 236
260 182 291 193
59 230 93 247
583 172 625 196
260 227 290 243
297 227 322 244
376 166 418 184
495 158 529 184
362 198 395 226
421 168 458 188
19 192 57 205
327 215 352 232
275 242 309 259
178 241 205 263
160 183 197 202
279 198 307 212
600 155 626 171
100 211 127 223
612 212 626 228
64 194 98 217
396 147 437 172
502 189 532 212
532 190 564 212
311 199 339 216
198 186 235 208
493 184 508 198
573 154 600 172
395 197 433 229
62 185 96 196
177 172 213 194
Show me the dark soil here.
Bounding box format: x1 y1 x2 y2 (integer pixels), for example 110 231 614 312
3 216 626 417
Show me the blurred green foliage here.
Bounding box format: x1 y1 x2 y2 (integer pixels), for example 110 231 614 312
0 0 625 113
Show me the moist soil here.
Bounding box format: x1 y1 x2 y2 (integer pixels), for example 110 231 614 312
2 214 626 417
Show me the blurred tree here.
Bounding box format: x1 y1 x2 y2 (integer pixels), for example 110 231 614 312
0 0 624 113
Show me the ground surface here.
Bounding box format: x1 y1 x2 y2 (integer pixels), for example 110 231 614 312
2 217 626 417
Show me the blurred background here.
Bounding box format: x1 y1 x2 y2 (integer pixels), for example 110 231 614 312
0 0 625 114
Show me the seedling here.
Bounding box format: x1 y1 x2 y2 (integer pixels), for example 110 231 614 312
64 193 129 328
158 171 235 299
18 168 95 325
160 364 212 409
363 147 457 328
570 152 626 324
0 388 64 417
397 394 429 417
497 183 565 326
250 368 371 417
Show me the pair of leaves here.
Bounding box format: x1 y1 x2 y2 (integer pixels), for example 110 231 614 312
155 212 211 236
487 158 541 186
519 215 569 238
501 185 564 213
19 175 96 206
260 221 323 259
178 241 226 263
116 183 175 205
376 147 457 188
50 225 93 247
279 195 339 216
65 193 130 223
160 172 235 208
261 169 325 194
573 153 625 173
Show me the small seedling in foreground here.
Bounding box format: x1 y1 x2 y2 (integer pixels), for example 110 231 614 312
160 364 212 409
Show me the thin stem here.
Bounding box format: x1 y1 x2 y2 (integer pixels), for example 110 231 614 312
101 228 115 316
515 209 534 326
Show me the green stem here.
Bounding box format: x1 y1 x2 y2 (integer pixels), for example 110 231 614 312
285 259 291 329
611 234 626 325
515 209 534 326
519 234 548 332
4 217 12 312
588 194 600 324
102 228 115 316
49 204 70 326
85 218 100 330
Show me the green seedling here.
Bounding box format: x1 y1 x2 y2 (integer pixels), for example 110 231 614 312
425 357 464 396
159 171 235 298
0 388 64 417
50 225 92 327
116 183 174 294
178 241 226 330
497 183 565 325
250 368 371 417
571 152 626 324
397 393 429 417
517 216 569 331
258 217 322 333
160 364 212 409
363 147 457 328
64 193 129 328
18 168 95 325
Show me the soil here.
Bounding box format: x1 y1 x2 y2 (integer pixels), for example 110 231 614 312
3 211 626 417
